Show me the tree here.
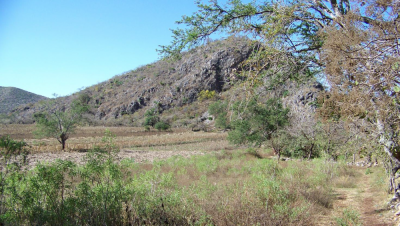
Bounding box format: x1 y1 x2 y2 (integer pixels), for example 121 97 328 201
161 0 400 189
318 0 400 191
143 108 160 128
269 129 291 161
158 0 359 87
34 99 88 150
228 97 289 148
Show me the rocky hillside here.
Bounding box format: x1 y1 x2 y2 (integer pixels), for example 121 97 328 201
7 37 323 126
0 87 48 114
10 37 253 124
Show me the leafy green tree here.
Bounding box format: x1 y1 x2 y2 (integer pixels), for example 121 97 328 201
143 108 160 128
34 99 88 150
228 98 289 147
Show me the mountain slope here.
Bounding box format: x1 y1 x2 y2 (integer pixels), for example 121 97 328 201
0 87 48 114
7 37 323 126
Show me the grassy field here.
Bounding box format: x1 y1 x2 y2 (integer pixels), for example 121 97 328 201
0 124 395 225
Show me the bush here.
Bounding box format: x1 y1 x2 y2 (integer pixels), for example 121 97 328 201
208 100 229 130
155 121 171 131
143 108 160 128
198 90 216 101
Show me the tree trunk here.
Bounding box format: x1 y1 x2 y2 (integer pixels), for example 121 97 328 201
61 139 66 150
60 133 68 150
277 150 281 162
307 144 314 160
376 117 400 192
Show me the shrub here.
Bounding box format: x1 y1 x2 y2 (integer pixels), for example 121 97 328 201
155 121 171 131
198 90 216 101
208 100 229 130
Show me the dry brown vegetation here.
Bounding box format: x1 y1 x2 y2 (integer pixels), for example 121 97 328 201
0 124 229 153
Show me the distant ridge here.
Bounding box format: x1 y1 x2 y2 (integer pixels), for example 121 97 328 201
0 86 48 114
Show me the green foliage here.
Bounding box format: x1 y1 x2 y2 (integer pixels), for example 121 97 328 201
228 98 289 147
198 90 216 101
154 121 171 131
143 108 160 128
34 99 89 150
208 100 229 130
269 130 291 160
0 136 29 223
0 136 28 158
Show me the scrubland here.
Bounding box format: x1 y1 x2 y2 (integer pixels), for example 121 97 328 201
0 125 393 225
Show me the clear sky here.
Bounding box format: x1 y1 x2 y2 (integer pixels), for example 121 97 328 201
0 0 203 98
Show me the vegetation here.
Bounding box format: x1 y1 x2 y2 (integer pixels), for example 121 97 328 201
33 98 88 150
154 121 171 131
228 98 289 148
0 134 359 225
143 108 160 128
160 0 400 195
335 208 361 226
208 100 229 131
198 90 216 101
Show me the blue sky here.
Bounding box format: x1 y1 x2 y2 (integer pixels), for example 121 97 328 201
0 0 204 98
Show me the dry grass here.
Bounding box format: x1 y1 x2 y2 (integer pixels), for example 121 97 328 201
1 124 229 153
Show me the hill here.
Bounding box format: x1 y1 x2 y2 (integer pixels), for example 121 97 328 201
6 37 322 126
0 87 48 114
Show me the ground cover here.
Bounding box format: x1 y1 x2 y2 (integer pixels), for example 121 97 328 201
0 124 396 225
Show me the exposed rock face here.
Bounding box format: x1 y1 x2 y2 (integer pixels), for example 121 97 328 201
88 37 253 120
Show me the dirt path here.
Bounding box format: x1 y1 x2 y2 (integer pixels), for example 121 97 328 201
318 167 394 226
